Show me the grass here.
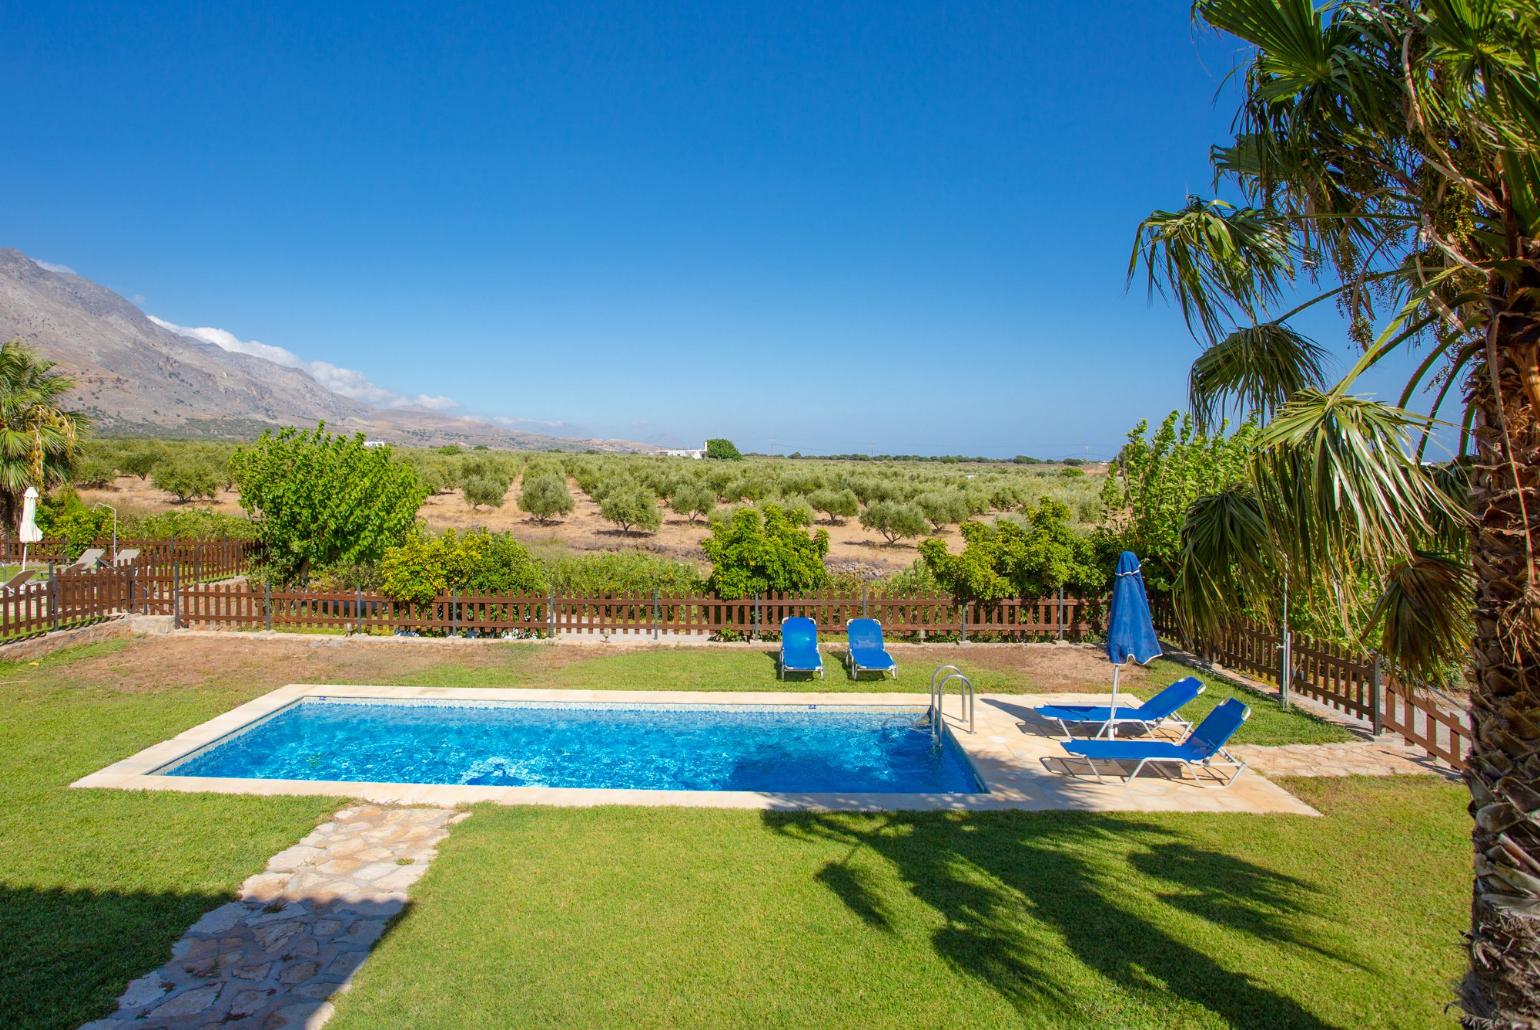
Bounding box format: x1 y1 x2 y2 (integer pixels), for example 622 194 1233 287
0 641 338 1028
0 637 1420 1027
331 777 1467 1029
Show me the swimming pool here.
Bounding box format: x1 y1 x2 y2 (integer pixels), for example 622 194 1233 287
159 697 985 795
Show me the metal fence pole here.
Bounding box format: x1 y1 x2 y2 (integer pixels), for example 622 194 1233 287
960 601 968 643
1056 586 1065 641
355 589 364 635
753 592 761 641
1279 573 1291 710
652 588 660 641
264 581 273 632
861 585 869 618
172 561 181 629
49 570 60 631
451 588 460 635
1371 654 1384 735
548 585 557 639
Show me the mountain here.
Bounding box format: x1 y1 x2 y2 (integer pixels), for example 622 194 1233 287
0 249 653 451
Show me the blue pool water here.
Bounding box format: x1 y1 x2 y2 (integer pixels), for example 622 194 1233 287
161 698 984 794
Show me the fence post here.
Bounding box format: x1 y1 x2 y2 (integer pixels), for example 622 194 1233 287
861 585 868 618
1056 586 1065 641
172 561 181 629
194 541 203 584
128 567 137 614
355 589 364 636
264 581 273 632
49 571 60 631
1371 654 1384 736
451 588 460 636
652 588 660 641
960 601 968 643
753 592 761 641
548 585 557 639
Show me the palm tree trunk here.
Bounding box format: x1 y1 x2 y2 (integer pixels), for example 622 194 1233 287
1461 322 1540 1025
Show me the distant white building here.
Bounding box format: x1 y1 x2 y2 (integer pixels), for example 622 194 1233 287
362 439 390 449
661 443 705 459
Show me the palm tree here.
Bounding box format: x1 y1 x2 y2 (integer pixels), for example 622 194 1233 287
0 339 87 529
1129 2 1539 1023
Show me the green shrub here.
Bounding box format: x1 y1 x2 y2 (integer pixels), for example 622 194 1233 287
124 508 257 541
70 457 117 489
667 482 715 524
380 529 548 608
520 474 575 524
705 438 742 461
35 491 113 559
916 491 968 532
917 501 1105 601
152 458 220 503
702 504 829 599
231 425 427 584
545 551 705 595
118 445 164 480
859 500 929 544
599 486 662 534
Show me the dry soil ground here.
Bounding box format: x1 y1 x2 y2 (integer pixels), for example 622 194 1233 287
81 475 968 572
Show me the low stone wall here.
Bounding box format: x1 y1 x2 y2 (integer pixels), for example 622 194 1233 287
0 617 136 660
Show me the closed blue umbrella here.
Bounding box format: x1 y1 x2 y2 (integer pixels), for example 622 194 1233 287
1105 551 1162 737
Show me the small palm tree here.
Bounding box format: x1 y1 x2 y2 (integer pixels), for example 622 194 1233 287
1130 3 1539 1023
0 339 87 528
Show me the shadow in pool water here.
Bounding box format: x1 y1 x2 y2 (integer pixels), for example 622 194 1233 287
762 809 1340 1027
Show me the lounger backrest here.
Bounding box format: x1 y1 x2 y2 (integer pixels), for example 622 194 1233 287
781 616 818 651
1136 677 1205 720
113 548 140 565
73 548 105 569
2 570 34 593
1185 698 1250 756
846 618 884 651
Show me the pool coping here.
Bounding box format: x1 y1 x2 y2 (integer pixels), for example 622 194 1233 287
73 684 1319 815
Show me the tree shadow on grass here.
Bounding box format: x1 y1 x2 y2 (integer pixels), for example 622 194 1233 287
0 882 226 1030
763 810 1342 1028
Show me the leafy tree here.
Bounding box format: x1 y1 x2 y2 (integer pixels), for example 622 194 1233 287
0 340 87 528
859 500 929 544
462 475 506 511
599 485 662 534
381 529 547 609
71 457 116 490
152 457 220 503
1131 3 1540 1018
36 490 113 559
1099 412 1258 588
230 425 427 583
916 491 968 532
918 502 1104 601
118 445 163 480
519 473 575 524
667 481 715 524
702 503 829 598
705 438 742 460
808 487 859 524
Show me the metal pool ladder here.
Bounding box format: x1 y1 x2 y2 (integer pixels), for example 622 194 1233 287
928 664 975 741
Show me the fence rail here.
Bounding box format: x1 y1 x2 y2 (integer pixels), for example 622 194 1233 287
1150 597 1471 770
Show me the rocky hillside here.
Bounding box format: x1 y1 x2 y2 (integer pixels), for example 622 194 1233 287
0 249 649 450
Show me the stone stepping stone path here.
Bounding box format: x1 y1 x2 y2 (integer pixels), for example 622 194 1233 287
1232 739 1458 779
84 805 464 1030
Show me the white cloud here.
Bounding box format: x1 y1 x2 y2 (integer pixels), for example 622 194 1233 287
148 315 460 413
32 258 76 275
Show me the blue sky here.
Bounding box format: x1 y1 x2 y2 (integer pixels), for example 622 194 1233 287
7 2 1429 457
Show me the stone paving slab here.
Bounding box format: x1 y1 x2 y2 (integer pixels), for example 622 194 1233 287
81 805 464 1030
1232 739 1460 780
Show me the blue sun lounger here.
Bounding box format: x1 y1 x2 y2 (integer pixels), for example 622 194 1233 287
1060 697 1250 786
779 616 824 679
845 618 897 679
1034 676 1205 739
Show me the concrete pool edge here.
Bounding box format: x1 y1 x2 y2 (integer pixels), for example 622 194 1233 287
73 684 1320 816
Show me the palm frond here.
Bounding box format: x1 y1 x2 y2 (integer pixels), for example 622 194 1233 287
1366 550 1473 683
1254 390 1469 589
1174 485 1275 639
1189 321 1329 429
1128 198 1294 342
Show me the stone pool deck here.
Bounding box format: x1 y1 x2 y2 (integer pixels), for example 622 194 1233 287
75 684 1318 816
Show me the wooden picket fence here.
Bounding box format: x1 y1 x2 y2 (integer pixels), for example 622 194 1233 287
1150 597 1471 769
172 585 1109 641
0 538 255 582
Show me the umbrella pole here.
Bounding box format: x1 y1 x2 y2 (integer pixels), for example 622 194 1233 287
1106 663 1122 739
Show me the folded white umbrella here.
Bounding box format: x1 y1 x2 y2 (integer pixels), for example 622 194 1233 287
18 486 41 569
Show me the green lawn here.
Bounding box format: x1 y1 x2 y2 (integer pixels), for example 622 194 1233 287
0 638 1444 1028
332 778 1466 1029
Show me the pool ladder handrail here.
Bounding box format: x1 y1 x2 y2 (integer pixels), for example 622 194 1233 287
928 664 975 739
